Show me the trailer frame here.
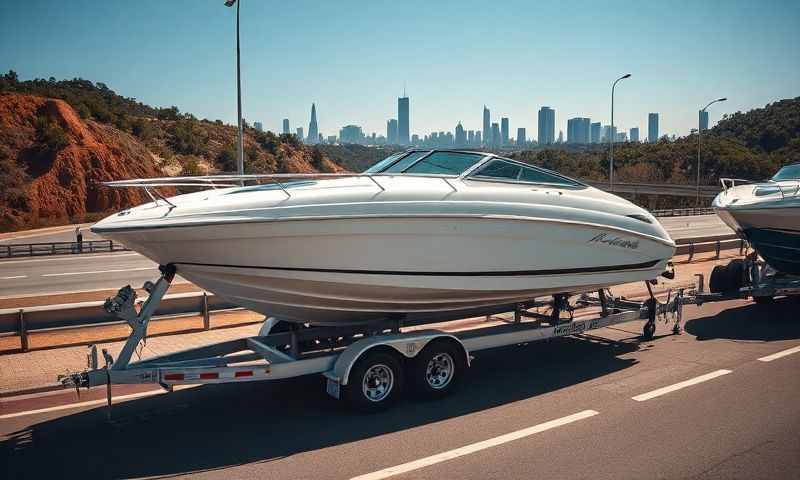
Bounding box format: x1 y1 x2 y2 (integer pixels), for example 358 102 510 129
61 265 686 415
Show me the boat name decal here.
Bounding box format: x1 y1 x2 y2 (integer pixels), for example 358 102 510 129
588 233 639 250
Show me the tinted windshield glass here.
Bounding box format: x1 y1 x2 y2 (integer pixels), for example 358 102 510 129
384 151 430 173
363 152 406 173
473 160 522 180
404 152 485 175
772 164 800 181
518 165 579 185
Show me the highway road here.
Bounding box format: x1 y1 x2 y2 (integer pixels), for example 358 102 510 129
0 215 734 299
1 297 798 479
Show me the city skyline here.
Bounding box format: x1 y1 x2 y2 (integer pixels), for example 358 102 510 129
6 2 795 140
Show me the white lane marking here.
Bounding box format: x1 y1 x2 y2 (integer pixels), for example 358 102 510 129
0 385 198 419
0 275 27 280
350 410 599 480
632 369 732 402
0 252 140 265
758 345 800 362
42 267 154 277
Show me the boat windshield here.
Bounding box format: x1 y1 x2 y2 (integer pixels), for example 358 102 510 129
772 163 800 181
469 158 584 188
363 152 409 174
364 150 485 176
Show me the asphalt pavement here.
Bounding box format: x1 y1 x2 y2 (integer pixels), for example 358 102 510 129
1 297 798 479
0 215 733 298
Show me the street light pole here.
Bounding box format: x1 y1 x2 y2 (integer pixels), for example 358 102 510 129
697 97 727 206
224 0 244 181
609 73 631 191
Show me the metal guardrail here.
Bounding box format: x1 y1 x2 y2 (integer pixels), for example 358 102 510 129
588 181 722 198
652 207 715 217
0 291 240 352
674 234 747 262
0 240 129 258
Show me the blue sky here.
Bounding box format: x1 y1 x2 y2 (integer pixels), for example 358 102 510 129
1 0 798 140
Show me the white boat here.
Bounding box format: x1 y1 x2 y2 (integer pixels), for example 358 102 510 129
713 163 800 275
92 150 676 325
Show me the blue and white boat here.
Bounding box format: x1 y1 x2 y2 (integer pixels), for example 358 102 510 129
714 163 800 275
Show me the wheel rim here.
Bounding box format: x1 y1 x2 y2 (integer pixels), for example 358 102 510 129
362 363 394 402
425 352 454 390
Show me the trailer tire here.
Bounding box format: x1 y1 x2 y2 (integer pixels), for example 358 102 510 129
342 349 403 413
725 259 746 292
411 341 466 400
709 265 727 293
753 295 774 305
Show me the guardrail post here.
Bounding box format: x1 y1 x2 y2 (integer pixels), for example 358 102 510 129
715 240 721 259
19 309 28 352
202 292 210 330
688 243 695 262
29 244 33 256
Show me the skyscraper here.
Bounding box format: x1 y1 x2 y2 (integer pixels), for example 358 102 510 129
254 121 263 132
296 127 304 139
398 96 409 145
557 130 563 144
517 127 526 146
282 119 290 135
501 117 509 145
648 113 659 143
307 103 319 144
590 122 602 144
339 125 364 144
455 122 466 146
475 131 481 146
629 127 640 142
467 130 475 145
483 106 491 146
699 110 709 131
538 107 555 145
567 117 590 144
491 123 501 147
387 119 398 144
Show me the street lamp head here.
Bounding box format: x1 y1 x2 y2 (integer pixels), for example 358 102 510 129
621 73 631 79
718 97 727 102
224 0 236 6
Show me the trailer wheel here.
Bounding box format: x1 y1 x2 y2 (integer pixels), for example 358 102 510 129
709 265 727 293
641 297 657 340
411 341 466 400
753 295 774 305
343 349 403 413
642 321 656 340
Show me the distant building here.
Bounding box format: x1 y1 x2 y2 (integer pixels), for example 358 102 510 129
500 118 509 145
296 127 304 140
567 117 590 144
327 135 336 144
629 127 639 142
475 131 481 146
387 119 398 144
455 122 466 146
398 96 410 145
648 113 659 143
282 119 289 135
483 106 491 146
467 130 475 145
602 125 617 143
517 127 526 146
590 122 602 144
254 121 263 132
339 125 364 144
491 122 501 147
411 134 420 145
557 130 563 144
616 132 627 142
538 107 555 145
699 110 709 131
307 103 319 144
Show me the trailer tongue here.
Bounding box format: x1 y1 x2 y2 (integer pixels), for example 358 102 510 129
61 264 686 415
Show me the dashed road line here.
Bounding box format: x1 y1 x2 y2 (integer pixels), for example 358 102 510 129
41 267 153 277
758 345 800 362
0 275 27 280
632 369 732 402
0 252 140 265
350 410 599 480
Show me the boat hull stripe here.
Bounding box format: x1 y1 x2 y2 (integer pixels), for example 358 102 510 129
173 259 661 277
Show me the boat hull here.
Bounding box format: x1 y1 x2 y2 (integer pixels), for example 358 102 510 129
97 215 674 325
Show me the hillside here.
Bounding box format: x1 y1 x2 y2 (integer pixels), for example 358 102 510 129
0 72 347 231
711 97 800 155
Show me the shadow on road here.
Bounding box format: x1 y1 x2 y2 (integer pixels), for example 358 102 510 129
685 297 800 341
3 335 641 479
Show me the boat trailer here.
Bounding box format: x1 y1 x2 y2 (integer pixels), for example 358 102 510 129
61 264 686 415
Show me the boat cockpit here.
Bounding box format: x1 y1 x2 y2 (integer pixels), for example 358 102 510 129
364 149 587 190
